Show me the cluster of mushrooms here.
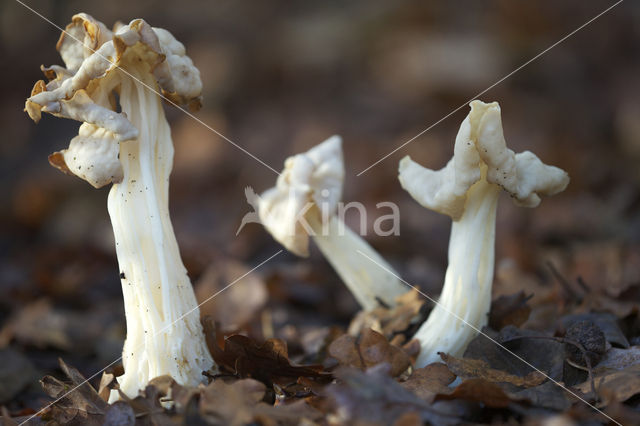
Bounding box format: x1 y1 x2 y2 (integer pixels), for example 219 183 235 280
26 14 569 400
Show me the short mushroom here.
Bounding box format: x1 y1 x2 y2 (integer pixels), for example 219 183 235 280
25 14 213 400
398 100 569 367
258 136 407 311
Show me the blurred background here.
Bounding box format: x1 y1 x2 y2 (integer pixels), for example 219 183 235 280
1 0 639 412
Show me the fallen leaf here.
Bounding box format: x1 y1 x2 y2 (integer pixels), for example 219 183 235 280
464 326 565 382
392 411 422 426
515 381 570 411
40 359 108 425
325 365 458 425
328 329 411 377
299 325 343 363
575 364 640 406
256 399 323 425
97 372 115 402
400 363 456 403
347 290 427 342
435 378 520 408
595 346 640 373
489 291 532 330
203 317 330 386
124 382 174 426
599 399 640 425
103 402 135 426
439 353 546 387
200 379 267 426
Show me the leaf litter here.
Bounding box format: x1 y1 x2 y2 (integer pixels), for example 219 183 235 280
4 202 640 426
5 270 638 426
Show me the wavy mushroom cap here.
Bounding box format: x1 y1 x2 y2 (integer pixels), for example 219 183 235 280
25 13 202 188
399 100 569 220
258 135 345 256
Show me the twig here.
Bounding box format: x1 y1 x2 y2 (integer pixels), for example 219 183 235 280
546 261 583 303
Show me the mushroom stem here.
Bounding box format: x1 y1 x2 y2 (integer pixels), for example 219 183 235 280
414 169 499 367
399 100 569 368
107 63 212 401
309 214 406 311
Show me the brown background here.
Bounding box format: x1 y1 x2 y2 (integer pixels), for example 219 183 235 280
1 0 639 411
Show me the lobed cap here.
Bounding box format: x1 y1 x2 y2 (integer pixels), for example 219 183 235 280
25 14 202 188
399 100 569 220
259 136 344 256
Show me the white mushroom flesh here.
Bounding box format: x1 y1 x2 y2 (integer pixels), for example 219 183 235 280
25 14 213 400
399 100 569 367
259 136 408 310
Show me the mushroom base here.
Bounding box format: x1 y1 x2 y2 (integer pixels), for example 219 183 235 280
413 176 499 367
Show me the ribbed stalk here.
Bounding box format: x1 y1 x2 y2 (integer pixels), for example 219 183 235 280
414 175 499 367
107 63 212 400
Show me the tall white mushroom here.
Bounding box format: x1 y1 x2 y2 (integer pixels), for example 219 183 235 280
25 14 213 400
258 136 407 311
399 100 569 367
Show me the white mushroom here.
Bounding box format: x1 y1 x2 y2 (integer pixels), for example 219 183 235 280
258 136 407 311
399 100 569 367
25 14 212 400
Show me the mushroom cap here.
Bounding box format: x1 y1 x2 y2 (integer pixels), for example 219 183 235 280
258 135 344 256
25 14 203 188
399 100 569 220
49 123 123 188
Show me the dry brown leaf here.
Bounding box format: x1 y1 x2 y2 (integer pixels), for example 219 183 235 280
203 317 330 386
575 364 640 406
328 329 411 377
464 326 565 382
595 346 640 373
200 379 267 426
199 379 320 426
515 381 571 411
435 378 519 408
326 366 458 425
400 363 456 403
103 402 135 426
327 334 363 368
40 359 108 425
124 382 174 426
489 291 532 330
347 290 427 340
392 411 422 426
439 353 546 388
255 399 323 425
97 372 114 402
